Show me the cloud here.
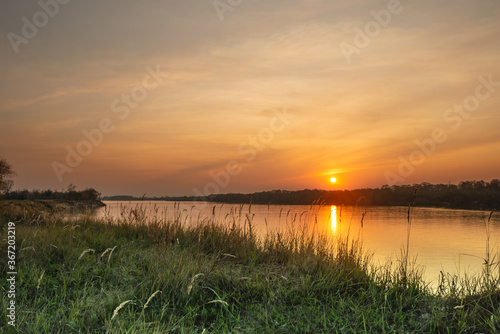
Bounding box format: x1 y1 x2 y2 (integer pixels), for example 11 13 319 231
1 0 499 194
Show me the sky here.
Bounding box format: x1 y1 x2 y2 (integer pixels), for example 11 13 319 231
0 0 499 197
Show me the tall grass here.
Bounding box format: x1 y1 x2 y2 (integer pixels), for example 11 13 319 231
0 202 499 333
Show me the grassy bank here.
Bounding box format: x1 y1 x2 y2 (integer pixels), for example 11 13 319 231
0 199 105 218
1 207 499 333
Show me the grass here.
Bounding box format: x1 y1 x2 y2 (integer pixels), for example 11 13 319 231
0 204 499 333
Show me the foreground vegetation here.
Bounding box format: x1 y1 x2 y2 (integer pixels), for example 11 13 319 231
1 205 499 333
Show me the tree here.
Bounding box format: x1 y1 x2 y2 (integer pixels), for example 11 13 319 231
81 188 101 201
0 157 16 194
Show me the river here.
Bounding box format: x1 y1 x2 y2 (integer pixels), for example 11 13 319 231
94 201 500 289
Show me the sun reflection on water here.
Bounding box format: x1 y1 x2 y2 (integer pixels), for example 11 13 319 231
331 205 337 235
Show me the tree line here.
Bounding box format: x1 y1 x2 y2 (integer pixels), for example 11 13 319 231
1 157 101 202
3 185 101 202
103 180 500 211
3 156 498 210
206 181 500 210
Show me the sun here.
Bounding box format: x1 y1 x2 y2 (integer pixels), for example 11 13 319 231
330 177 337 184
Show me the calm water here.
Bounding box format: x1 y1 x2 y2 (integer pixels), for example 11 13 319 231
95 201 500 288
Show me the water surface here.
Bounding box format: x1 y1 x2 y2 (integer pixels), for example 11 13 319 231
96 201 500 288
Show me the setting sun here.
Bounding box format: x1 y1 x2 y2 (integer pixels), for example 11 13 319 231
330 177 337 184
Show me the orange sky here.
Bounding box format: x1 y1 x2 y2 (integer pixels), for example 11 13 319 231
1 0 499 196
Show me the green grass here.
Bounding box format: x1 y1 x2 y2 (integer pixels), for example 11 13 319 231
1 205 499 333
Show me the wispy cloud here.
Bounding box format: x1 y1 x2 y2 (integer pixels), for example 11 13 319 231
0 0 499 194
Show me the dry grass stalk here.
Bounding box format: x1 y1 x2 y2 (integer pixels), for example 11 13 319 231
187 273 204 296
144 290 162 309
78 248 95 260
207 299 228 306
100 246 117 263
37 270 45 290
111 300 132 321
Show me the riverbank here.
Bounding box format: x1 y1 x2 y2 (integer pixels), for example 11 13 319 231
0 199 105 218
1 209 498 333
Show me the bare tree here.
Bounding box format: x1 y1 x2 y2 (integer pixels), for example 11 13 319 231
0 157 16 194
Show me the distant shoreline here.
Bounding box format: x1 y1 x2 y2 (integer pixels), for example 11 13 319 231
102 181 500 212
101 198 495 213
